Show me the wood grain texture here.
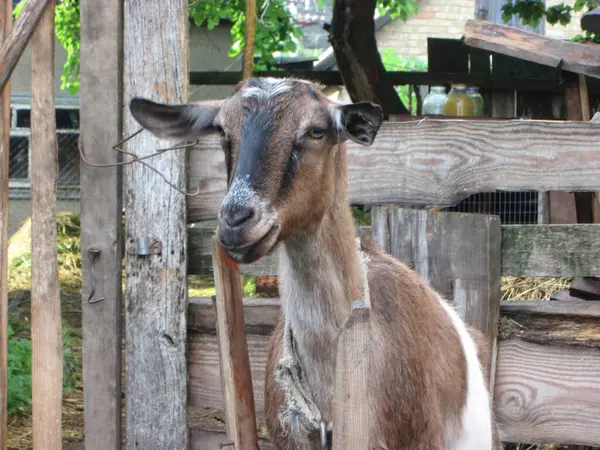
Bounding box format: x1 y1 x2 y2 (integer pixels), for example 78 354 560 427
188 331 269 418
190 429 274 450
500 300 600 318
187 119 600 221
123 1 188 448
464 19 600 78
188 223 600 278
501 224 600 277
0 0 10 445
211 240 260 449
79 0 123 448
371 207 502 362
30 3 62 448
494 339 600 445
333 301 371 450
188 297 281 336
0 0 52 91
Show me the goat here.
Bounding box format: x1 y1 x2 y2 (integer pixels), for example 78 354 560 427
129 77 502 450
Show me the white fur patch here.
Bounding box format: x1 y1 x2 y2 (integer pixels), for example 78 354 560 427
436 295 494 449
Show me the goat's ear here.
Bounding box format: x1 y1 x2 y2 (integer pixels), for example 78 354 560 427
335 101 384 146
129 97 224 140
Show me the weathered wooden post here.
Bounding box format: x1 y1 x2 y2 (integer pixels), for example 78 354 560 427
371 207 502 384
0 0 11 446
333 300 372 450
79 0 123 448
123 1 189 448
212 240 260 449
30 2 63 448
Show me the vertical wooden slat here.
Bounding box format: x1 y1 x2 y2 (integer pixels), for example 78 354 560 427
30 2 62 449
80 0 123 448
0 0 53 91
242 0 256 79
0 0 12 445
123 1 189 448
212 239 260 450
371 207 502 382
332 300 371 450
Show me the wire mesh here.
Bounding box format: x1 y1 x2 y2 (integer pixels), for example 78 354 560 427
443 191 540 225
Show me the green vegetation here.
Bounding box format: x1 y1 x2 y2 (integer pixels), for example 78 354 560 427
13 0 419 95
8 317 80 417
501 0 600 43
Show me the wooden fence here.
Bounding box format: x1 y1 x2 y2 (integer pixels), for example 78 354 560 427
1 1 600 448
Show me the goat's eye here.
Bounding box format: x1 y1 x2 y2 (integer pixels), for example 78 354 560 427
213 124 225 136
308 127 326 139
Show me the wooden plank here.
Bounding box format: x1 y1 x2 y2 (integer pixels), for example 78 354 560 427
188 297 280 336
30 3 62 448
371 208 501 360
464 19 600 78
190 429 274 450
494 339 600 445
242 0 256 79
500 300 600 318
188 331 269 418
547 191 577 223
79 0 123 448
123 1 189 448
0 0 53 91
332 301 371 450
0 0 10 445
187 119 600 221
501 224 600 277
188 224 600 278
212 240 260 450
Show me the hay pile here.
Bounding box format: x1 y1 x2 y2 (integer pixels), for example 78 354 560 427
501 276 572 301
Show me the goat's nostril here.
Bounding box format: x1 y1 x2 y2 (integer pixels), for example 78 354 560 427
222 205 255 228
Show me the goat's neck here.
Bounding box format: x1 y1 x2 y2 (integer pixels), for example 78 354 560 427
278 149 363 414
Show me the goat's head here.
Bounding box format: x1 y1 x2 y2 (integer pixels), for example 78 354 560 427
129 77 383 263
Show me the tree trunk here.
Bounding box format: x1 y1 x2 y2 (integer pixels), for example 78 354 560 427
330 0 409 117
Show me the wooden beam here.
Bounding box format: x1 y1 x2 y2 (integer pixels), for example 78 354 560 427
0 0 11 445
495 339 600 445
501 224 600 277
333 301 371 450
30 2 62 448
123 1 189 448
188 223 600 278
211 240 260 449
500 300 600 318
463 19 600 78
79 0 123 448
187 119 600 221
0 0 53 91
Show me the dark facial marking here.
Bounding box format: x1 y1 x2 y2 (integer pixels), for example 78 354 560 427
233 103 276 190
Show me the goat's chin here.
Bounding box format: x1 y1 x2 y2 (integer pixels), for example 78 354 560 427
219 224 280 264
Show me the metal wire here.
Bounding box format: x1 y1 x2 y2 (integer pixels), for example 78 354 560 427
77 128 202 197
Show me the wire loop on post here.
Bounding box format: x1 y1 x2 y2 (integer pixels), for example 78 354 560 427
78 127 201 197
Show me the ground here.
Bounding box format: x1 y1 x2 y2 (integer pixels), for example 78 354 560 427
5 212 578 449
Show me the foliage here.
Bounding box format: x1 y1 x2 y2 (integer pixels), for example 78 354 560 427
501 0 600 43
14 0 419 95
8 317 80 417
189 0 302 71
14 0 81 95
380 49 427 114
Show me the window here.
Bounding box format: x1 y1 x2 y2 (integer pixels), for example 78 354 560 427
481 0 545 34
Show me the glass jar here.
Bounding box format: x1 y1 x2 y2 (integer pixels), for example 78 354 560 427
422 86 447 116
467 87 485 117
443 84 473 117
